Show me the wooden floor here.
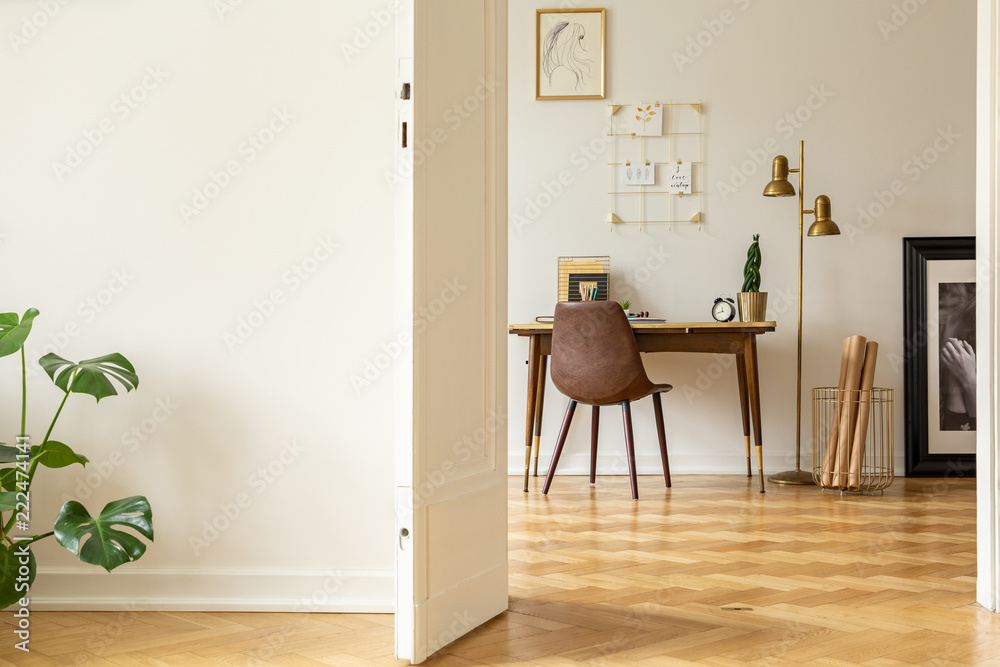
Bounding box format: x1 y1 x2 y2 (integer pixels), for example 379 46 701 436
2 474 997 666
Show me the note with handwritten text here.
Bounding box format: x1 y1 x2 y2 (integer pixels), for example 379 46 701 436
667 162 692 194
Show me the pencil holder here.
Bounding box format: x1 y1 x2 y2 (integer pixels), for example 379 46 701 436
578 282 598 301
812 387 894 493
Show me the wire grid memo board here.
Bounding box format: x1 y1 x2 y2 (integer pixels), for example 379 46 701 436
607 101 705 229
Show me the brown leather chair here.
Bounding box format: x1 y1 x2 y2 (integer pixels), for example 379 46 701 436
543 301 672 500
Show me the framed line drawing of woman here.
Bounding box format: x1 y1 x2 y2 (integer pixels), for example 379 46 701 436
536 8 605 100
903 236 977 477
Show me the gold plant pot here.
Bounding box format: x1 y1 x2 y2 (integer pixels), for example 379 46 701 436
737 292 768 322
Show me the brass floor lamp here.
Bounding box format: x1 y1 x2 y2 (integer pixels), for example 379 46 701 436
762 140 840 485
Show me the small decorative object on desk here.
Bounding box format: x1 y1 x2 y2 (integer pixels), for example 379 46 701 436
738 233 768 322
712 294 736 322
558 256 610 302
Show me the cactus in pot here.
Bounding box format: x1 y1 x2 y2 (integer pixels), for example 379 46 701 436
738 234 767 322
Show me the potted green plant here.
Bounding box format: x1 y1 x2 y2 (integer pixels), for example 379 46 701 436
0 308 153 609
738 234 767 322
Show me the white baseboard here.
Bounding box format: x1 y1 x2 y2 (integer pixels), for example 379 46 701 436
508 451 908 477
26 567 394 612
508 451 763 476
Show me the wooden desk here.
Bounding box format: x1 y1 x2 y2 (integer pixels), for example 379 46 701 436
509 321 776 494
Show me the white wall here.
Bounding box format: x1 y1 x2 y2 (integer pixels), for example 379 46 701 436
508 0 977 477
1 0 397 610
0 0 978 613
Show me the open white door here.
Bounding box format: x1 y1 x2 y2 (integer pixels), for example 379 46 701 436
976 0 1000 613
394 1 508 662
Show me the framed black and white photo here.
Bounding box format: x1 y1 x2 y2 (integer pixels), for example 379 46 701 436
903 236 976 477
536 8 605 100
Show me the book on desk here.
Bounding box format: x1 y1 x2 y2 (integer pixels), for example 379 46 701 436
534 315 667 324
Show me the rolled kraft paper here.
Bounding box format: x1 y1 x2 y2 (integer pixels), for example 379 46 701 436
848 341 879 491
834 335 868 489
821 337 853 488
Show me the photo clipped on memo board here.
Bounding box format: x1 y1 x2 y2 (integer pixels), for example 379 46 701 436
536 8 605 100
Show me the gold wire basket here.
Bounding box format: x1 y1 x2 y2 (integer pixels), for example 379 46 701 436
812 387 894 493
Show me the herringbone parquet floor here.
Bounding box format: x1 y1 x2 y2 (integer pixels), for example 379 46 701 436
1 474 997 665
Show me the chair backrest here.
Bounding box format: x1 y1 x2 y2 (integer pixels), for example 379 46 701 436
550 301 652 404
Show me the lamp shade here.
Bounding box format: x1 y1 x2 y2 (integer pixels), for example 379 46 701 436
807 195 840 236
762 156 796 197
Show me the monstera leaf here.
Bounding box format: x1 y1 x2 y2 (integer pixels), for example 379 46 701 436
55 496 153 572
0 543 34 610
0 468 16 492
0 493 18 512
0 309 39 359
40 352 138 402
0 441 85 469
33 441 88 469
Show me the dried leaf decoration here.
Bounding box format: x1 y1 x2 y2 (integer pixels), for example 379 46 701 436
646 105 651 111
635 115 641 120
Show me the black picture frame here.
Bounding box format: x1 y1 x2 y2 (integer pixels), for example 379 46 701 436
903 236 976 477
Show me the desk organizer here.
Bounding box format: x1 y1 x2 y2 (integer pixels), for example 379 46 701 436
812 387 894 493
557 256 610 302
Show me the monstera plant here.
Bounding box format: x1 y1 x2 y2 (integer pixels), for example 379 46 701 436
0 308 153 609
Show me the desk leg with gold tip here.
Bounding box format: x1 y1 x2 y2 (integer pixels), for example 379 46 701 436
523 335 542 492
744 334 766 493
735 352 752 477
532 356 547 477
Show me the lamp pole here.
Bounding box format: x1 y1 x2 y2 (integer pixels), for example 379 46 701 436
764 140 839 485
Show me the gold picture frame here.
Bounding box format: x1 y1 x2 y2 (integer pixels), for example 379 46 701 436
536 8 605 100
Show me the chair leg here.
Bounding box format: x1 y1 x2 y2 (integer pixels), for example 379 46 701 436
621 400 639 500
589 405 600 484
652 392 671 488
543 400 578 495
